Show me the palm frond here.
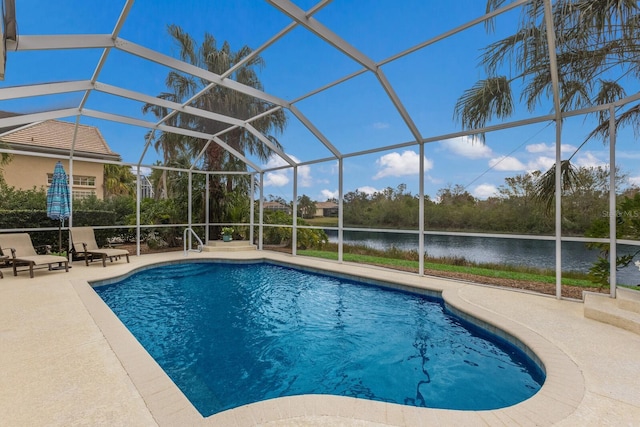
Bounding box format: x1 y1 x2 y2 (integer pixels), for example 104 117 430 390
454 76 513 140
586 102 640 141
484 0 507 32
558 0 640 38
593 79 626 122
521 67 551 110
533 159 581 213
143 25 287 177
559 80 592 111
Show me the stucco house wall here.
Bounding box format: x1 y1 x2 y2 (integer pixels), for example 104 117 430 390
0 119 121 199
3 156 105 199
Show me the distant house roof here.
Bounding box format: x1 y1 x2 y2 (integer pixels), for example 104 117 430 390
0 119 120 161
316 201 338 209
263 201 289 209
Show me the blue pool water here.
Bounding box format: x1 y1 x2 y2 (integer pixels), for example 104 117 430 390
94 261 544 417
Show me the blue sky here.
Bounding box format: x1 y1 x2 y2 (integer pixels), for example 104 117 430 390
2 0 639 202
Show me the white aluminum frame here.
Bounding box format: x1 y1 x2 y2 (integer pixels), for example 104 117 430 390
0 0 634 299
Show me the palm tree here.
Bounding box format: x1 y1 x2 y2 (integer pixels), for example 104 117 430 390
0 141 12 184
143 25 287 224
454 0 640 205
141 129 189 199
103 164 135 198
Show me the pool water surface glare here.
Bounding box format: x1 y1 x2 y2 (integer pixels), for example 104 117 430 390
94 262 545 417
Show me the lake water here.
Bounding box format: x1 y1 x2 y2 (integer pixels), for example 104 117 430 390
326 230 640 286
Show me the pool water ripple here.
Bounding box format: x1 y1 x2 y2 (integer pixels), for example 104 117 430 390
95 262 544 417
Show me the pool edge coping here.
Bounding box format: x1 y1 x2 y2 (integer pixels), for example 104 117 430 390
72 252 586 426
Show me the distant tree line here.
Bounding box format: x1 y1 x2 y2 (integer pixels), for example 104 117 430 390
2 163 637 240
342 166 638 237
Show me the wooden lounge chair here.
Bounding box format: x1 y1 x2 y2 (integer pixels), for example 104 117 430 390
0 233 69 278
70 227 130 267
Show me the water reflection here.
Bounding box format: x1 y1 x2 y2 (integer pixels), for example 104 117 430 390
405 332 431 408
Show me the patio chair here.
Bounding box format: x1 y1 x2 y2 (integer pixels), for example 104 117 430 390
70 227 130 267
0 233 69 278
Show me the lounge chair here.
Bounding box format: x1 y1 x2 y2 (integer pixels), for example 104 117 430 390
70 227 130 267
0 233 69 278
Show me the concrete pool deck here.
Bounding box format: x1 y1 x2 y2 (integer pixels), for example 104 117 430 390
1 250 639 426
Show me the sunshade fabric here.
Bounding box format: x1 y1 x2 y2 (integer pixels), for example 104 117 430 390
46 161 71 254
46 162 71 221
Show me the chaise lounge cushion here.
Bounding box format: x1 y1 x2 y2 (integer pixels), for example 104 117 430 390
0 233 69 278
70 227 130 267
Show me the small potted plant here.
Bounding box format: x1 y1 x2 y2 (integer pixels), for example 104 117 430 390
221 227 234 242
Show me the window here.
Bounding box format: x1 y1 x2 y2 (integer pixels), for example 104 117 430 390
72 190 96 199
47 174 95 186
73 176 96 186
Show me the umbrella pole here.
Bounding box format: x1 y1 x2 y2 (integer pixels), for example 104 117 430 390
51 218 71 270
59 219 63 254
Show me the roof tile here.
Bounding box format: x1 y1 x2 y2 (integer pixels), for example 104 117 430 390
1 120 118 157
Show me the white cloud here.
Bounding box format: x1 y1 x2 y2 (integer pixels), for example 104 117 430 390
629 176 640 186
440 136 493 159
262 153 314 188
488 156 526 171
357 186 379 195
473 184 498 199
525 143 577 154
264 153 290 169
320 189 338 200
373 122 390 130
298 164 313 187
373 150 433 179
263 171 289 187
575 152 608 168
130 166 152 176
618 151 640 160
527 156 555 172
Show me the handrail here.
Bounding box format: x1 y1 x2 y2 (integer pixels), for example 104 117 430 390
183 227 204 256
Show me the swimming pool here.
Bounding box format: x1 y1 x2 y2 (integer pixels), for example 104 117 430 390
94 261 544 417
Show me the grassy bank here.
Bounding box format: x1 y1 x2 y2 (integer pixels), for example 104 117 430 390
298 243 599 289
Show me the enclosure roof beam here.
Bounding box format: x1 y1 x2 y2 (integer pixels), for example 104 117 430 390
288 105 341 159
94 82 246 127
190 137 217 172
7 34 115 50
268 0 377 72
0 81 93 100
80 109 261 173
375 70 423 143
7 34 289 110
78 0 135 112
268 0 422 143
0 108 80 129
291 68 367 105
244 123 297 166
183 123 274 172
289 0 527 108
246 105 284 125
114 38 290 108
380 0 529 66
170 0 333 136
222 0 332 80
211 135 262 172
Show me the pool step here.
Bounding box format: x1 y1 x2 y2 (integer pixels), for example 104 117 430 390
201 240 257 252
584 288 640 335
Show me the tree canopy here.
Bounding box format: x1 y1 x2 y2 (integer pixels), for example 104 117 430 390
143 25 288 227
455 0 640 204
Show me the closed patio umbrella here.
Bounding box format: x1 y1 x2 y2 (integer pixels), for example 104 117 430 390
46 161 71 254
